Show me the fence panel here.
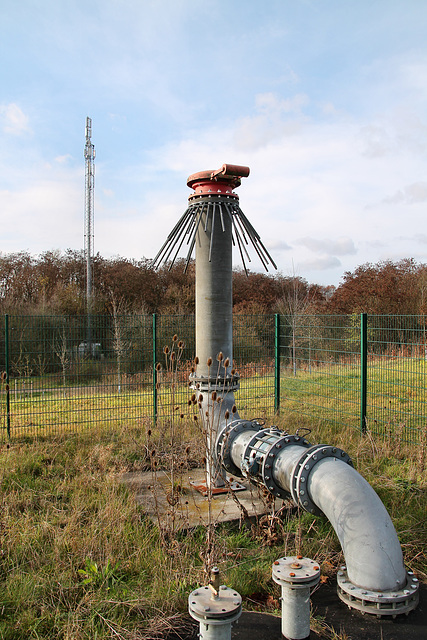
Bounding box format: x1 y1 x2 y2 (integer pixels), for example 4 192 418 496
0 313 277 441
278 314 361 429
366 315 427 443
2 314 155 440
1 313 426 443
233 313 275 417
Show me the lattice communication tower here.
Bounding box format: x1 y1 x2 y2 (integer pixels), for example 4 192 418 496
84 117 95 307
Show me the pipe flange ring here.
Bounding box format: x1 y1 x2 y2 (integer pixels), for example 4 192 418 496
241 429 268 478
262 435 311 500
337 566 419 617
241 427 279 480
188 585 242 625
217 419 261 477
189 372 240 392
291 445 353 515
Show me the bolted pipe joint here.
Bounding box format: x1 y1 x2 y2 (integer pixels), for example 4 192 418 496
189 370 240 394
337 565 419 618
272 556 320 640
289 444 353 515
188 581 242 640
216 419 265 478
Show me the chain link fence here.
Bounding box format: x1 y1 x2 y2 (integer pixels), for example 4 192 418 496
1 313 426 443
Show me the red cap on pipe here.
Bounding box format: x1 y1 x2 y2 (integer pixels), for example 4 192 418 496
187 163 250 198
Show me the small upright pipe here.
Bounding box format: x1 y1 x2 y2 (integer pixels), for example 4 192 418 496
272 556 320 640
188 568 242 640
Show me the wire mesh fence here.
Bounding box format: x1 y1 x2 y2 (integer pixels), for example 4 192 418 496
1 313 426 443
365 315 427 443
277 314 361 430
277 313 427 443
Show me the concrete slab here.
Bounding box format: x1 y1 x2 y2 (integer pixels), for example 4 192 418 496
120 467 273 528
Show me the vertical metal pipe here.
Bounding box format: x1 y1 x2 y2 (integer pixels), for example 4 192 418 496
195 201 235 487
195 203 233 378
360 312 367 434
188 583 242 640
272 556 320 640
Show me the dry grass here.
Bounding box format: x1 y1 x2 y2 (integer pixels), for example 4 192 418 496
0 406 426 639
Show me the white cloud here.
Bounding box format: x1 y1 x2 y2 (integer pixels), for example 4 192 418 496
266 240 292 252
300 256 342 271
381 182 427 205
0 103 30 136
55 154 73 164
0 179 82 253
233 92 309 151
296 237 357 256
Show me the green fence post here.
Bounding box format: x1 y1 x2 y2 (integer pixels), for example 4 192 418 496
360 312 367 435
274 313 281 414
5 314 11 439
153 313 158 425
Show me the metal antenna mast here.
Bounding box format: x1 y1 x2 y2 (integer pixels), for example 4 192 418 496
84 116 95 308
84 117 95 348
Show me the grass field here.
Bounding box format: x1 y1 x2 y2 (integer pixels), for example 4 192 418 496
0 406 426 640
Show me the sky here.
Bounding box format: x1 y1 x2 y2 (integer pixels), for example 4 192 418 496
1 0 426 287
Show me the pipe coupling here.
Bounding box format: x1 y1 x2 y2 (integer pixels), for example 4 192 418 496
242 431 311 500
291 444 353 515
217 419 263 477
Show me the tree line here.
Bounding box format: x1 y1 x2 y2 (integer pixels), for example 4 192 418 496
0 250 426 316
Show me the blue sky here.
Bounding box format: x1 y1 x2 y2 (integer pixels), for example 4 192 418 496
1 0 426 286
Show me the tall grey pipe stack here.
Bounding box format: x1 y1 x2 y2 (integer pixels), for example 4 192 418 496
153 164 275 487
153 164 419 619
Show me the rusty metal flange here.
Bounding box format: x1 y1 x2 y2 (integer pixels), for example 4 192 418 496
189 371 240 392
188 584 242 625
272 556 321 589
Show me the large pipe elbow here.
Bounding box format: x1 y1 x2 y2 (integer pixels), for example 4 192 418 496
307 457 406 591
221 426 419 614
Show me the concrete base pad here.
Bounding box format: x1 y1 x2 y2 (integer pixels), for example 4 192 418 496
120 467 273 528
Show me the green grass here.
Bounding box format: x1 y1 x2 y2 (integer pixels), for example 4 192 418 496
0 416 426 639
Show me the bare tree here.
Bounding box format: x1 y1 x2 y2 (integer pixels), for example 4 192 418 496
55 326 70 397
110 291 129 393
276 274 314 376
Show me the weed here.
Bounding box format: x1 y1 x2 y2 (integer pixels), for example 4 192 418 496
78 558 121 591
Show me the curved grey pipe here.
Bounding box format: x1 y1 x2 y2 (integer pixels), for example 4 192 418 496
307 457 405 591
270 443 405 590
220 425 417 605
